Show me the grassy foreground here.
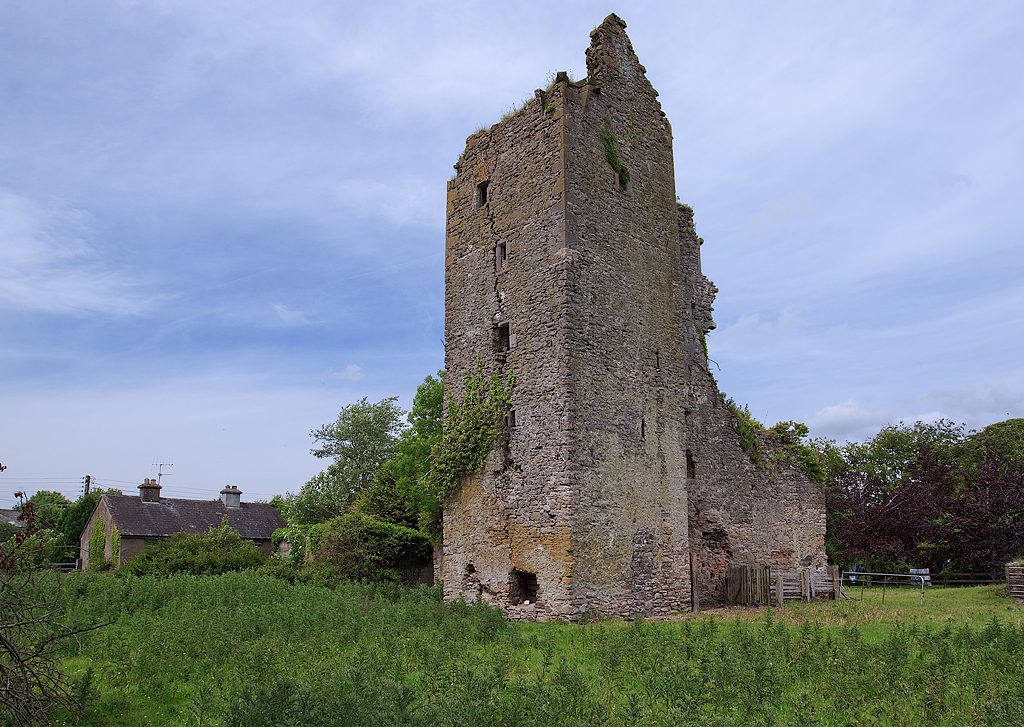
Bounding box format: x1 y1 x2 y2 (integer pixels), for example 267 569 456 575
43 572 1024 726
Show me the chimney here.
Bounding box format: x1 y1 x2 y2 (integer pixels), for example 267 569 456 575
138 478 162 503
220 485 242 508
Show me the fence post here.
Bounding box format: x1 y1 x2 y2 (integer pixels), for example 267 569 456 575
690 556 700 613
776 572 784 608
827 565 840 600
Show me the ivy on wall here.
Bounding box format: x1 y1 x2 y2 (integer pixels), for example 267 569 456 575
697 322 709 360
110 526 120 565
429 357 515 501
600 120 630 191
89 523 106 569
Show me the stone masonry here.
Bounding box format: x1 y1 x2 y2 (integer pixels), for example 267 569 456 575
442 14 825 621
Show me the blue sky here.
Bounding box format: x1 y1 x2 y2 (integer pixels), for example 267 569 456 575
2 1 1022 505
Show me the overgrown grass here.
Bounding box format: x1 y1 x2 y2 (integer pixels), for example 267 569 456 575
48 573 1024 726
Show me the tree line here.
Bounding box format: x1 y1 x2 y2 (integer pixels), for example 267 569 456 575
5 384 1022 582
814 417 1024 573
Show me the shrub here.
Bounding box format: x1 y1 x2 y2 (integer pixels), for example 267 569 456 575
122 518 264 577
314 513 432 584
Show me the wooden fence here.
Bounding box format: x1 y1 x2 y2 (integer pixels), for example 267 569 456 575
726 565 842 607
1008 562 1024 599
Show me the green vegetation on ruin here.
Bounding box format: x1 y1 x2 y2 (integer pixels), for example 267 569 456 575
600 119 630 191
428 357 515 503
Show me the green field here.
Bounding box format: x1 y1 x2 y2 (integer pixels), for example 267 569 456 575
43 572 1024 726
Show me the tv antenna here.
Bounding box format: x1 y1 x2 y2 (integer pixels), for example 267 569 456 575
154 462 174 486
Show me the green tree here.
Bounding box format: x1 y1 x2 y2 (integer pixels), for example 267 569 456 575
822 417 1024 571
961 418 1024 475
354 372 443 534
289 397 405 525
22 491 70 532
842 419 967 491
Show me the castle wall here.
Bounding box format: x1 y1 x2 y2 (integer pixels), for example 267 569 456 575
443 78 579 619
443 14 826 620
557 17 692 617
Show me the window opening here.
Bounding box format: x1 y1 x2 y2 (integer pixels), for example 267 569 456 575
496 241 507 272
655 349 660 370
495 322 510 353
509 569 539 605
476 180 489 207
508 408 517 429
640 418 646 441
686 449 696 479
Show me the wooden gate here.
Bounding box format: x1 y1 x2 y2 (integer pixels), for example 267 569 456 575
727 565 842 606
727 564 772 606
1007 562 1024 599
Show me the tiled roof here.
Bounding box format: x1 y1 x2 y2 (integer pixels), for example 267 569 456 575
103 495 285 540
1 509 21 525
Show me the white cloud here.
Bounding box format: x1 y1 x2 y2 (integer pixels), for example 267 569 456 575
714 306 807 352
332 364 363 381
0 190 150 316
272 303 309 326
809 400 893 442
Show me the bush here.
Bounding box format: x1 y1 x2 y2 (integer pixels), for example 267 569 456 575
315 513 432 584
122 518 264 577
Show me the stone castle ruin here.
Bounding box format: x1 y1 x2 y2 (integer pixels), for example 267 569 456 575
442 14 825 620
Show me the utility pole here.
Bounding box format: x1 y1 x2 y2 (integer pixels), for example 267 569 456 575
83 475 91 495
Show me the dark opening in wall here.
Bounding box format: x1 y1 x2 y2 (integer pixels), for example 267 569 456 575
509 569 539 604
476 180 489 207
507 408 517 428
496 241 507 272
686 449 696 479
655 349 660 369
465 563 476 574
495 322 510 356
641 418 646 441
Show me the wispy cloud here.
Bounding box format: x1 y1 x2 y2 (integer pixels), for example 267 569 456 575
0 190 150 316
272 303 309 326
332 364 363 381
714 306 807 352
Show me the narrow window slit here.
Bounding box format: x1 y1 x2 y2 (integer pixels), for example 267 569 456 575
496 241 507 271
686 449 696 479
495 322 510 352
476 180 489 207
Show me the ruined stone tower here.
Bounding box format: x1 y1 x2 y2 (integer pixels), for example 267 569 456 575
442 14 825 620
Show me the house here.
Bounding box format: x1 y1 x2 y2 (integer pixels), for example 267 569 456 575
79 479 285 568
